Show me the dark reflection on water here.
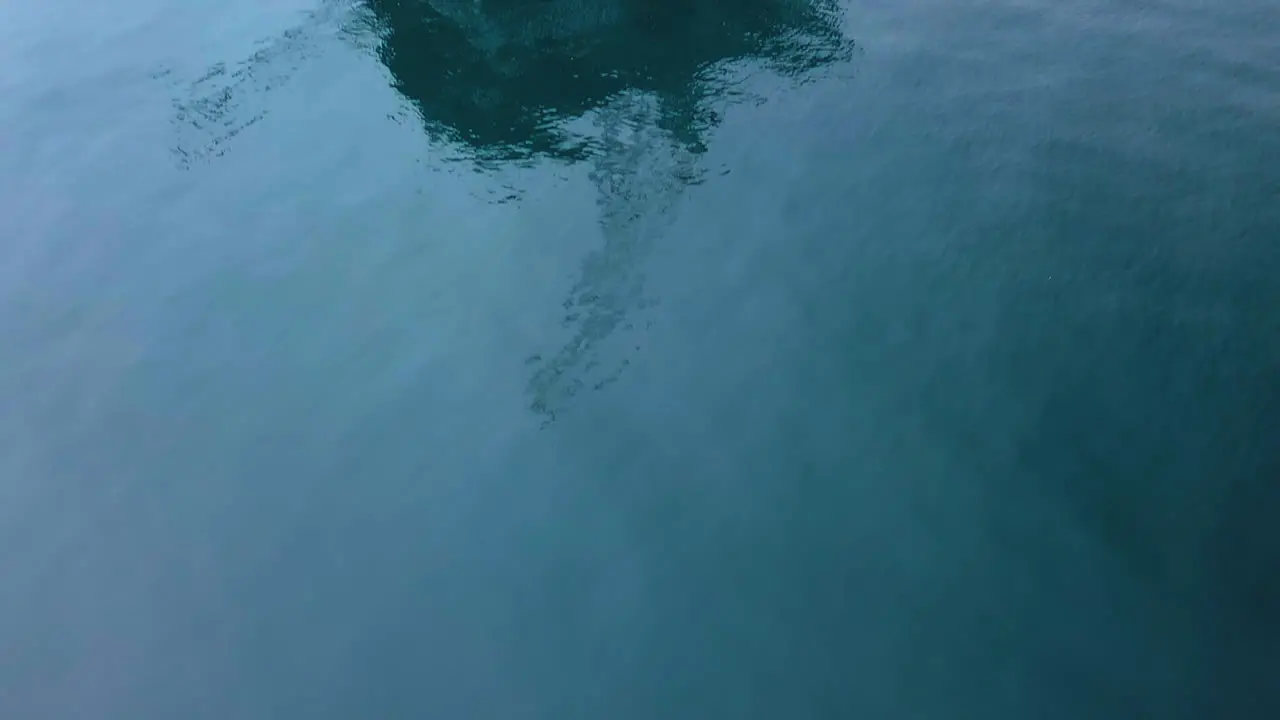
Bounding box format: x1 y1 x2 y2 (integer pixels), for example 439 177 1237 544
360 0 851 163
167 0 854 422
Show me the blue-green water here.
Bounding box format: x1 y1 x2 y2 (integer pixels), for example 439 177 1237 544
2 0 1278 717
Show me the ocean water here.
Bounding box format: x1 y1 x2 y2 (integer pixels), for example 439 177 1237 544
1 0 1278 717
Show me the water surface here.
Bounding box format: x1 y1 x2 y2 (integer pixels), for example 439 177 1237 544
2 1 1278 717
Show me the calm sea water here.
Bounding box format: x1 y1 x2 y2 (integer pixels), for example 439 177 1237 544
2 0 1278 717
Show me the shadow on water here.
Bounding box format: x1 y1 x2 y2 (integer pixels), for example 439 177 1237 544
165 0 854 423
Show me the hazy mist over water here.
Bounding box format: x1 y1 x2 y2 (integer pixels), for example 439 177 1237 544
1 1 1278 717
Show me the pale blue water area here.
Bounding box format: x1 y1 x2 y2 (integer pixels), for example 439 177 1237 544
2 1 1278 717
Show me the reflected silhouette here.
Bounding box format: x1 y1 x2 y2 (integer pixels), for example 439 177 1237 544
166 0 854 423
361 0 851 164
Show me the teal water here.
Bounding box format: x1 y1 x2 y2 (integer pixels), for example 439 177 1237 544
2 0 1278 717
